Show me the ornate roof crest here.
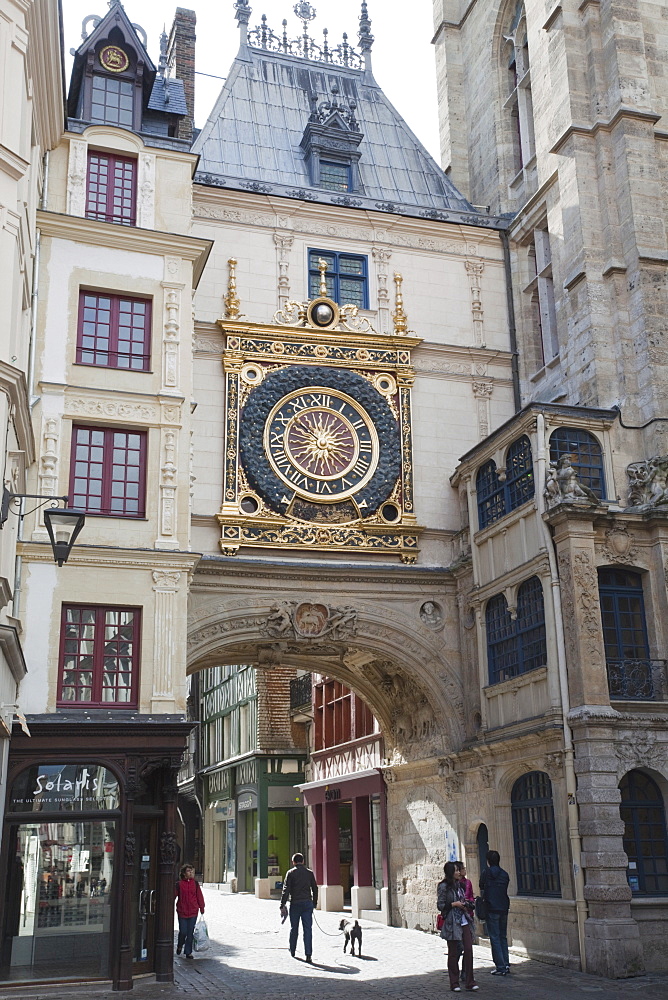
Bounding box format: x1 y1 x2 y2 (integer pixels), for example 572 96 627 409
242 1 372 69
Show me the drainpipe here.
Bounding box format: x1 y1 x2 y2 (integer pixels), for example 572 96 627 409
27 229 40 406
535 412 588 971
500 230 521 413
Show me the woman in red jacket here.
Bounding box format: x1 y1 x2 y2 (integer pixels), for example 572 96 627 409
175 865 205 958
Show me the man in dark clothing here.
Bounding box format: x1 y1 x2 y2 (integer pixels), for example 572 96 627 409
280 852 319 962
479 849 511 975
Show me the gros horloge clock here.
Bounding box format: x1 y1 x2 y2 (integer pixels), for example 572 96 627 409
239 365 401 522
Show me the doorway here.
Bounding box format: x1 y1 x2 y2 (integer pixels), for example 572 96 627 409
131 821 157 973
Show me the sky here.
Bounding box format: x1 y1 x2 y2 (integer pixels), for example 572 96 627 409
62 0 443 163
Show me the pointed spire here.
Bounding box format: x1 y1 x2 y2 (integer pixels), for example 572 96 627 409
234 0 252 49
158 26 168 76
358 2 374 53
224 258 242 320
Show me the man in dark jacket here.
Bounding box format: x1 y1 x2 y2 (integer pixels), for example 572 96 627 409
280 853 319 963
479 850 510 975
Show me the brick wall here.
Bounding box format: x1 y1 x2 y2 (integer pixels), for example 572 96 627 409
168 7 196 142
256 666 302 751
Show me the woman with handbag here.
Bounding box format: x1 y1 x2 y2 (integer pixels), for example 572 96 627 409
175 864 205 959
437 862 479 992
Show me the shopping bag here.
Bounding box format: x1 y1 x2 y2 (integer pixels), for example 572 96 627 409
193 917 210 952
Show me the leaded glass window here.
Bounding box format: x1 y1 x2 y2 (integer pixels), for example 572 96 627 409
549 427 605 498
58 605 139 707
486 576 546 684
320 161 351 192
477 460 505 529
512 771 561 896
620 770 668 895
476 436 535 530
91 75 134 127
308 249 368 308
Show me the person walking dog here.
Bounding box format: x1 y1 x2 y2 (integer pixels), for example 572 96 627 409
280 852 318 963
479 849 510 975
175 864 205 959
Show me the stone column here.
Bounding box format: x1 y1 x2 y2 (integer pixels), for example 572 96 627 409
117 764 138 990
311 803 323 884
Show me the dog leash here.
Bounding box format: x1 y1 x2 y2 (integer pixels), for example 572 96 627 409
312 913 345 937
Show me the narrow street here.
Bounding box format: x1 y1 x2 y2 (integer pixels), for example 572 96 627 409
1 888 666 1000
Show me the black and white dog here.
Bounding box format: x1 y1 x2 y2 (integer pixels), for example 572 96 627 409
339 919 363 956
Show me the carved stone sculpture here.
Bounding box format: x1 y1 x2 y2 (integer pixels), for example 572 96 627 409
544 455 600 506
626 455 668 508
260 601 358 640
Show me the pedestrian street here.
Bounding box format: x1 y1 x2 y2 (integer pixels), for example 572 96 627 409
1 888 666 1000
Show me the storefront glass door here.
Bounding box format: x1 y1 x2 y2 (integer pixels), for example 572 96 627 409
131 821 157 972
3 820 115 982
243 809 257 891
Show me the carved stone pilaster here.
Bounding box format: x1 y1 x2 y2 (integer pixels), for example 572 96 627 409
151 570 181 707
155 429 179 549
465 259 485 347
32 416 60 538
137 153 156 229
372 246 392 334
472 380 493 439
66 139 87 217
273 233 294 309
556 539 608 708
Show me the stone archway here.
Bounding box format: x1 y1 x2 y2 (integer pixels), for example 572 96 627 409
187 593 464 761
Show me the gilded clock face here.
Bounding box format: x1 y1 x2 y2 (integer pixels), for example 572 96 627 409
239 365 401 519
265 389 378 501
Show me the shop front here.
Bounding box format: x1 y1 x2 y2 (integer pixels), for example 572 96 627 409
299 769 389 922
0 717 191 990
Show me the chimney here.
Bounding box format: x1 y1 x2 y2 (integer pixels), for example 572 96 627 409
168 8 196 142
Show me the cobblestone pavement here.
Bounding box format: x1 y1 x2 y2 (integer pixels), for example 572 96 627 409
1 887 667 1000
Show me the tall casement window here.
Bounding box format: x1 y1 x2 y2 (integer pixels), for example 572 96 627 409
476 435 534 529
549 427 605 498
503 2 535 176
86 151 136 225
90 75 134 127
598 568 653 700
620 770 668 895
486 576 547 685
77 291 151 370
525 228 558 367
313 677 376 751
512 771 561 896
308 249 368 309
70 425 147 517
58 604 140 707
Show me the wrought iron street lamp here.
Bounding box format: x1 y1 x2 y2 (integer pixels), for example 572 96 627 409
0 489 86 566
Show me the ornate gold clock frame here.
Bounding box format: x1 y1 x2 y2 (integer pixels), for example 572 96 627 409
216 259 422 563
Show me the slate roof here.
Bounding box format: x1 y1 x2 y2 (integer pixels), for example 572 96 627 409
193 43 501 227
147 76 188 116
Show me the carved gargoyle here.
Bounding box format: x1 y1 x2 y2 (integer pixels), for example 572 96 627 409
626 455 668 508
544 455 601 506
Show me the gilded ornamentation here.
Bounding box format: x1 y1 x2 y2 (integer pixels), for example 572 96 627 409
224 258 242 320
545 456 601 506
272 300 376 335
392 272 408 335
235 336 396 366
219 521 419 556
598 523 639 564
400 385 414 514
626 455 668 508
224 373 239 502
260 601 358 640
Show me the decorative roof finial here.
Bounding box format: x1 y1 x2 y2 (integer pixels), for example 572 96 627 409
158 26 168 76
108 0 125 7
224 258 242 320
392 272 408 335
234 0 252 28
317 258 329 298
359 2 374 52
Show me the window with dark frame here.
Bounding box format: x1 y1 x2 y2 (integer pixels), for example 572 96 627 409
476 434 535 529
308 249 368 309
512 771 561 896
90 75 134 127
598 568 653 700
86 151 136 225
70 425 147 517
620 770 668 895
313 676 376 751
77 291 151 371
319 161 352 192
549 427 605 498
58 604 140 707
486 576 547 685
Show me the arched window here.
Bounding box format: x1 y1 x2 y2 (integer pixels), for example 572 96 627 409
512 771 560 896
476 436 535 529
549 427 605 498
486 576 546 684
503 2 535 175
477 460 505 529
619 771 668 895
598 569 652 699
506 435 535 509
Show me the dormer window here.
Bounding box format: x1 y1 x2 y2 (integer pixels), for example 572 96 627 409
320 161 352 193
91 74 135 127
